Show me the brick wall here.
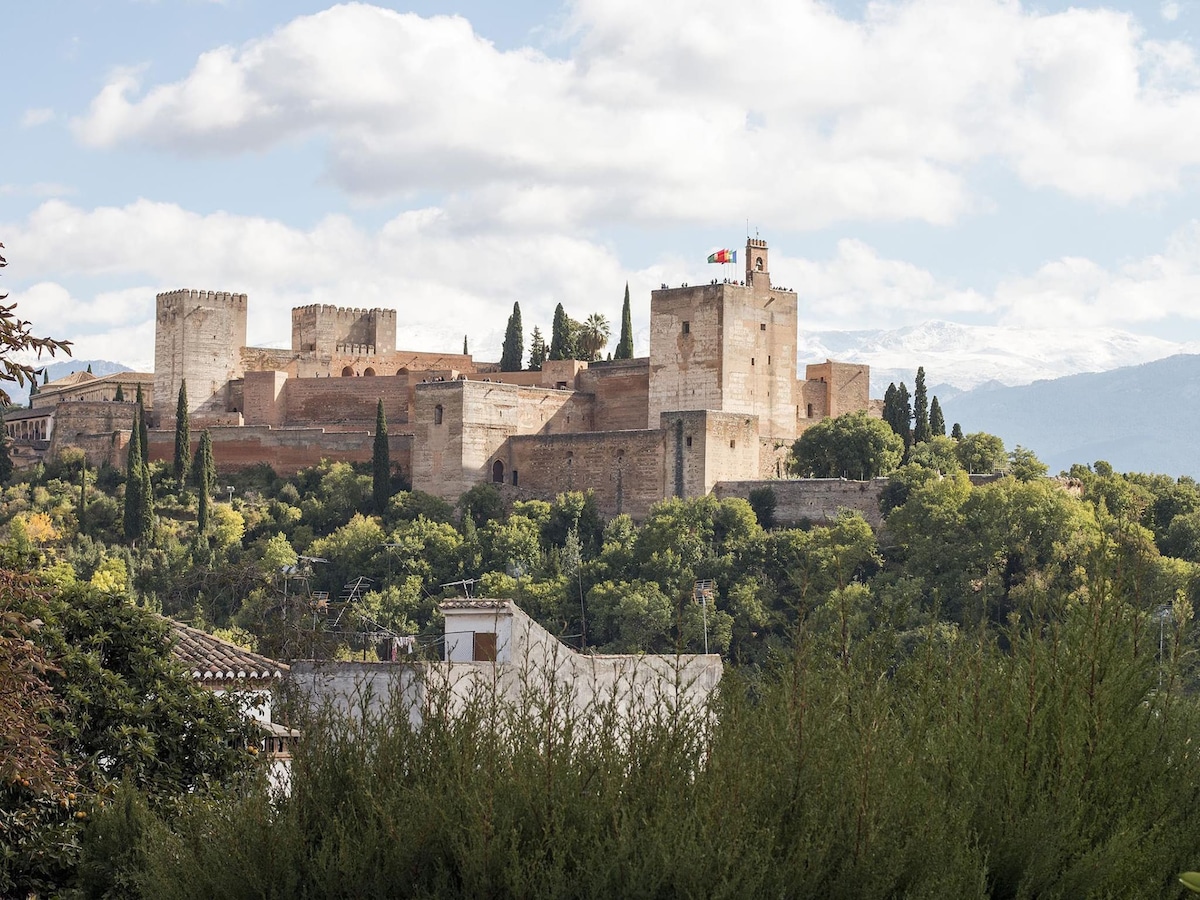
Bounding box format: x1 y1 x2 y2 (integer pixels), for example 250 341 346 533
577 359 650 431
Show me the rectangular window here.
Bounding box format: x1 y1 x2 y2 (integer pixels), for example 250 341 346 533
751 358 755 366
473 632 498 662
682 321 690 334
760 323 766 331
685 436 692 448
730 440 736 449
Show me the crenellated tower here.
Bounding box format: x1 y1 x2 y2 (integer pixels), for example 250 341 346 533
154 289 248 424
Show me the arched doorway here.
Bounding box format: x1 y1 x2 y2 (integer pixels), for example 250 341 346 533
341 366 354 376
492 460 505 483
363 367 376 376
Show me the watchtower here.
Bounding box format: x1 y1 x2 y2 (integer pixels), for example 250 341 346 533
648 237 797 438
154 289 248 423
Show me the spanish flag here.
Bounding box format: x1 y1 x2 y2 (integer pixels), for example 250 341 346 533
707 249 736 264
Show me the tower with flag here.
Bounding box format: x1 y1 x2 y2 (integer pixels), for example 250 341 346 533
707 249 737 264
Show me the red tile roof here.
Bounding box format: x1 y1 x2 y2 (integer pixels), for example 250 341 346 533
166 619 288 682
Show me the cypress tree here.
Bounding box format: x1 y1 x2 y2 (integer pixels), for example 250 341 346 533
549 303 570 361
196 430 214 534
137 454 154 541
882 384 899 437
135 384 149 463
930 396 946 437
123 406 144 542
896 382 913 450
78 457 87 531
528 327 547 371
463 335 468 356
615 283 634 360
86 363 92 374
951 422 964 440
173 380 190 485
373 398 391 513
913 367 930 444
114 384 124 402
0 408 12 485
500 302 524 372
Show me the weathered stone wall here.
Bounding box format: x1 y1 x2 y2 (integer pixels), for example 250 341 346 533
577 359 650 431
659 411 762 499
505 429 668 519
33 373 155 410
712 478 887 528
805 360 871 419
155 290 248 425
515 386 594 435
410 381 474 500
280 373 412 427
48 402 137 469
717 282 798 439
648 284 724 426
291 305 397 356
147 427 414 479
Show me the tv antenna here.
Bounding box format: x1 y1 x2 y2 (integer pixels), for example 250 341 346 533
440 578 478 599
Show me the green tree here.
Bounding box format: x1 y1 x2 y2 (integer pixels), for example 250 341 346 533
0 242 72 405
0 407 12 485
173 380 190 485
615 283 634 359
577 313 611 362
463 334 468 356
135 383 149 461
883 382 913 449
373 398 391 512
123 406 147 543
527 326 547 370
499 302 524 372
929 395 945 436
549 303 571 361
956 431 1006 474
1008 444 1048 482
196 430 215 534
114 383 124 402
951 422 963 440
912 366 930 444
791 410 904 480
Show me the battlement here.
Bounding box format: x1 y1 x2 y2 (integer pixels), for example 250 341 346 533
156 289 248 309
291 304 397 320
746 238 768 249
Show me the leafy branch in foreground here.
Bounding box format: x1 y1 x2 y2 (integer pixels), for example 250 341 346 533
0 242 72 405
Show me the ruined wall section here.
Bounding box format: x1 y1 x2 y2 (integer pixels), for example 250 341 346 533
648 284 724 426
505 430 667 519
292 305 397 356
48 402 136 469
155 290 248 427
712 478 886 529
577 359 649 431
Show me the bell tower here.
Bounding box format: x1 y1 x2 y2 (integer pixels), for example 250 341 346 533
745 237 770 292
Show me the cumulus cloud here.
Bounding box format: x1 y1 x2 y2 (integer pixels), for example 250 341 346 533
69 1 1200 229
3 199 655 368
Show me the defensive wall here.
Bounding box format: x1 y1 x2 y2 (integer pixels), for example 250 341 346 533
155 290 248 424
712 478 887 529
48 402 136 470
291 305 397 356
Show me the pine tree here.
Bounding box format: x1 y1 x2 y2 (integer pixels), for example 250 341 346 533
173 380 190 485
528 327 547 371
196 430 214 534
930 396 946 437
373 398 391 513
0 408 12 485
549 303 571 361
114 384 124 402
500 302 524 372
615 283 634 359
951 422 963 440
913 367 930 444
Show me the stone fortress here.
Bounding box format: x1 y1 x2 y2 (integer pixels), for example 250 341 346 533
26 238 880 522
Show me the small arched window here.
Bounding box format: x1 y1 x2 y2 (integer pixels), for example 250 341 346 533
492 460 505 483
434 404 444 425
806 403 814 418
755 256 764 271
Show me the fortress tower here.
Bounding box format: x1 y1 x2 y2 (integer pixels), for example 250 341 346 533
154 290 248 424
648 237 798 439
291 306 397 356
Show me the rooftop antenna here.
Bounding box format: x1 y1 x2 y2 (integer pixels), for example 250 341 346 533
693 579 715 655
440 577 478 599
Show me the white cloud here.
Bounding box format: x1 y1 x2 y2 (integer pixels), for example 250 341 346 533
21 108 55 128
1162 2 1181 22
69 1 1200 230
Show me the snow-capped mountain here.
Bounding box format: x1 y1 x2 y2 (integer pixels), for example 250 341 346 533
798 321 1200 395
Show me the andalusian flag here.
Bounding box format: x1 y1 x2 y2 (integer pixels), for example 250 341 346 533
707 249 736 264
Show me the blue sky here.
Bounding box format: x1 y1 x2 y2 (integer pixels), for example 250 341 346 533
3 0 1199 370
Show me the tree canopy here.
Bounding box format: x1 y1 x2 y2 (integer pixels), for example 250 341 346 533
791 410 904 480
